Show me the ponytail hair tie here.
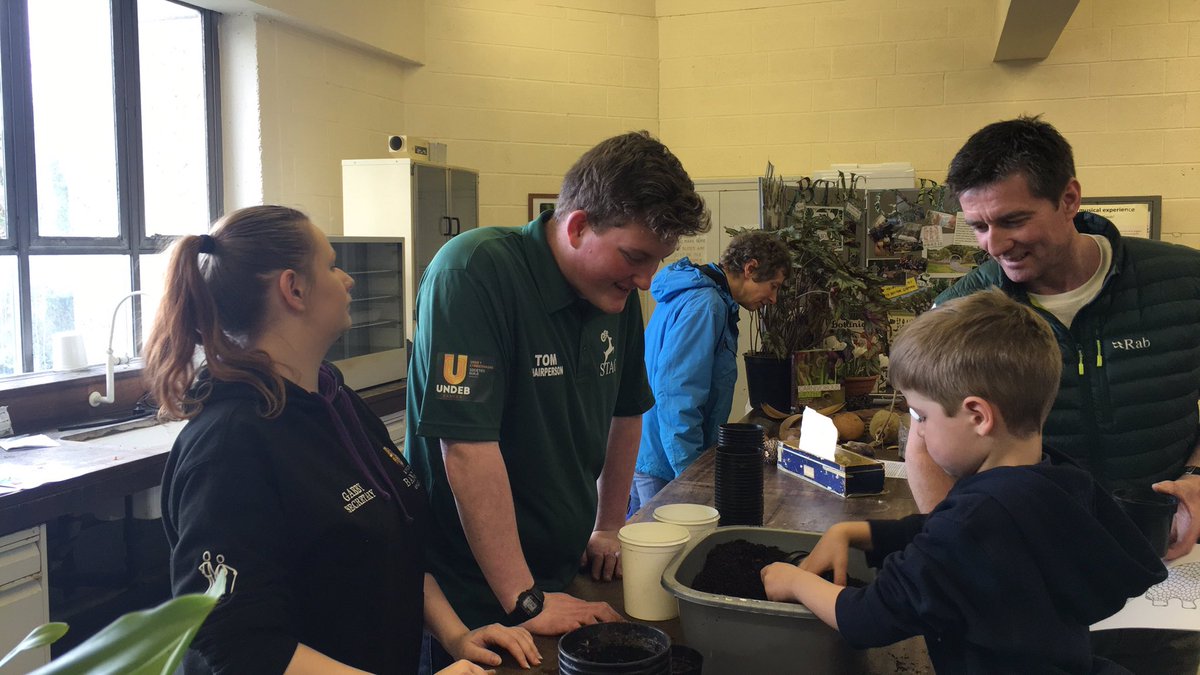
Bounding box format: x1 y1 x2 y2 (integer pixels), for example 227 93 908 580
198 234 216 254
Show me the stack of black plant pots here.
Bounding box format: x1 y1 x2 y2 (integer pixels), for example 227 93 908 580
714 423 765 526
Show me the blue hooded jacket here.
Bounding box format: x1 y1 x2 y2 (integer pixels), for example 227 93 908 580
637 258 740 482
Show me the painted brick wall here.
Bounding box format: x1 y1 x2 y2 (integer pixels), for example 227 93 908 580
253 1 658 232
252 18 409 233
406 0 659 227
658 0 1200 247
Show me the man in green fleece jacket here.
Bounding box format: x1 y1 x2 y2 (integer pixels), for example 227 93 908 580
927 116 1200 674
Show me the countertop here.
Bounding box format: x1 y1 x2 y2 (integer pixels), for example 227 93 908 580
493 446 933 674
0 411 406 533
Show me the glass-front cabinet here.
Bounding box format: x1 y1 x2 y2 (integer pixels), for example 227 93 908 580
324 236 406 390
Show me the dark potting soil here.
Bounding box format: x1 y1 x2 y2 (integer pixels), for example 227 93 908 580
567 629 667 665
690 539 866 601
574 643 656 664
691 540 787 600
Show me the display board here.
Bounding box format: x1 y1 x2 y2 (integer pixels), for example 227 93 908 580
1079 195 1161 240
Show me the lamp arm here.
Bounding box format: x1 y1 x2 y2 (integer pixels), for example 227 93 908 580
88 291 143 407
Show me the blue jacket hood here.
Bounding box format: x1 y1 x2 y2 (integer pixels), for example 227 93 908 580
651 258 730 305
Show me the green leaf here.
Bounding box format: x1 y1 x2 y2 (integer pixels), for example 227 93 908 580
0 623 69 669
29 569 226 675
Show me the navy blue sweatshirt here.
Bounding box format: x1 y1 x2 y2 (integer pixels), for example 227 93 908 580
162 364 428 674
836 458 1167 674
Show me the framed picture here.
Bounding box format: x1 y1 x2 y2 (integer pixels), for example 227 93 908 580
1079 195 1161 240
527 193 559 221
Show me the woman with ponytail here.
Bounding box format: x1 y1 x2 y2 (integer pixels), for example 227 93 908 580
147 206 539 675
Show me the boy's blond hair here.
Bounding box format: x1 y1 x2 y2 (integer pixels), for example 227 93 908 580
889 288 1060 437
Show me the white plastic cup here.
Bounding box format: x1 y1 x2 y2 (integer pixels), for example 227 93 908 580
618 522 690 621
653 503 720 556
52 331 88 371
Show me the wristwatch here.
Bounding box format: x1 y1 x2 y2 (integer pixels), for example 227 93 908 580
505 586 545 625
1181 465 1200 478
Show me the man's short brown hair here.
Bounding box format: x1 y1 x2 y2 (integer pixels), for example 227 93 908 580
721 230 790 282
889 288 1061 437
557 131 710 242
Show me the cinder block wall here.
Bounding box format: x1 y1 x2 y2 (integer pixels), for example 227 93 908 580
253 0 658 232
405 0 659 227
658 0 1200 247
251 0 1200 244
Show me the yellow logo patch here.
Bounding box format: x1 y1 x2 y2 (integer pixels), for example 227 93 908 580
442 354 468 385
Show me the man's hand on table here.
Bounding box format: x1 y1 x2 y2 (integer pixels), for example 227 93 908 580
581 529 622 581
521 592 622 636
1154 473 1200 560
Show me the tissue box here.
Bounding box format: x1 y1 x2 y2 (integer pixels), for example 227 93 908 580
778 441 885 497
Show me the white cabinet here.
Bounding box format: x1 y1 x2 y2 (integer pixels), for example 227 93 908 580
640 179 763 421
0 526 49 672
342 159 479 343
325 238 408 389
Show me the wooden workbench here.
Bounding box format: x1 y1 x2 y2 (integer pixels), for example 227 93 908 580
494 447 932 674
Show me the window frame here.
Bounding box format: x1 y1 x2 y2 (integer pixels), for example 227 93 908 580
0 0 221 377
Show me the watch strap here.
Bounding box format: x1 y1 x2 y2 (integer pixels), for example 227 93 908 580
1181 465 1200 477
504 586 544 625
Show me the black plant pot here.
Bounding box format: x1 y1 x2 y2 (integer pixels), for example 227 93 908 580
743 353 792 413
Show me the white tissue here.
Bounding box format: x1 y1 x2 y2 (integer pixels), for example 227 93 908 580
798 408 839 462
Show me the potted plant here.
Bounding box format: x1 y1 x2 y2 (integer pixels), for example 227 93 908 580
742 166 890 411
826 330 887 396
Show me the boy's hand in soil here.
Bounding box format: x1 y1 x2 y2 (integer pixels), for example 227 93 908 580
761 563 842 630
799 521 870 587
761 561 809 603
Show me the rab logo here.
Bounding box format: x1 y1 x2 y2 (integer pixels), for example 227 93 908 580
1111 337 1150 351
442 354 468 385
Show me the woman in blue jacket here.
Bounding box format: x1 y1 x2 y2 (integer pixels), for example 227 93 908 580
629 231 790 515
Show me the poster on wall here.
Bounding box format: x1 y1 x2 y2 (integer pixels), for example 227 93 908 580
1079 196 1161 240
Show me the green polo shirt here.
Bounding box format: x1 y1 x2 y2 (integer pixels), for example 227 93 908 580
406 213 654 628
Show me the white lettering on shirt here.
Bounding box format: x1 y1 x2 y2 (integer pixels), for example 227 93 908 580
342 482 376 513
599 330 617 376
1111 337 1150 351
532 352 564 378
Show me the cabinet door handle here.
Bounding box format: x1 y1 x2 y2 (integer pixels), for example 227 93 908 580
440 216 453 236
451 217 461 236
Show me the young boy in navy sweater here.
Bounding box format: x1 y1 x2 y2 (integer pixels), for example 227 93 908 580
762 289 1167 673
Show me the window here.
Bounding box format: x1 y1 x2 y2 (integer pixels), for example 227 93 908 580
0 0 220 376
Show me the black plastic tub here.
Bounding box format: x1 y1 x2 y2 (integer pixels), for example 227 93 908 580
558 622 671 675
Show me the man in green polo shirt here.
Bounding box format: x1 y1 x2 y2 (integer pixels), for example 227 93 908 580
407 132 710 645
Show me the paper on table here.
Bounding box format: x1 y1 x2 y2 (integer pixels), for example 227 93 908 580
798 408 838 462
0 434 59 451
1092 547 1200 632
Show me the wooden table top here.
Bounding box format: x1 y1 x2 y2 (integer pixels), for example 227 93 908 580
494 439 932 674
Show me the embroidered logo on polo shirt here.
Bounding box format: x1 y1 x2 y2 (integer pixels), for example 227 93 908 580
531 352 564 378
434 353 495 401
342 482 376 513
443 354 468 384
599 330 617 376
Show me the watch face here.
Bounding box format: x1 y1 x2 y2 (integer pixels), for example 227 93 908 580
520 594 540 614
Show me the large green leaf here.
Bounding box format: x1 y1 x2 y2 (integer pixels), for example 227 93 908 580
21 569 226 675
0 623 69 670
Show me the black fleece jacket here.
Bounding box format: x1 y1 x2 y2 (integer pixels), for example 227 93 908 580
162 365 428 674
837 458 1167 674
